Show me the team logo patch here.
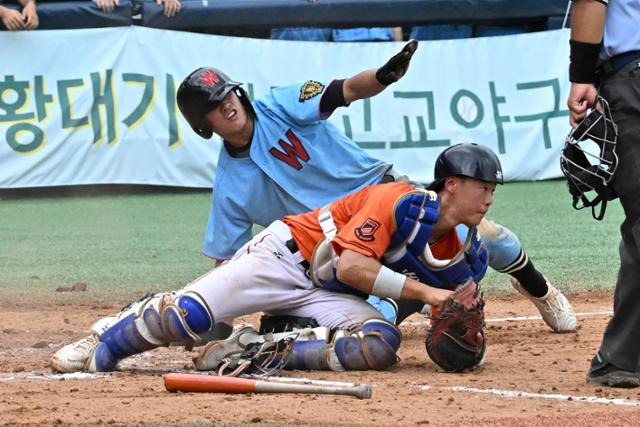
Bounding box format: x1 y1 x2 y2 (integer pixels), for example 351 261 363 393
197 69 220 87
354 218 380 242
495 170 503 180
299 80 324 102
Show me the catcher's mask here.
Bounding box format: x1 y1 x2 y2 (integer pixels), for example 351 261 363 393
427 143 503 192
560 96 618 220
177 67 255 139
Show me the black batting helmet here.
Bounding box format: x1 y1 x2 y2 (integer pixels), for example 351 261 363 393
427 143 503 192
560 96 618 220
177 67 253 139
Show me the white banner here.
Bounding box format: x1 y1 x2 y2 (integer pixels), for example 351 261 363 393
0 26 572 188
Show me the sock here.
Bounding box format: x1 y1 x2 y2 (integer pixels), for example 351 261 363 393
510 258 548 298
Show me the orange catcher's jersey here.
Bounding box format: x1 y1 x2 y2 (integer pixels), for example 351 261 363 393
283 182 462 262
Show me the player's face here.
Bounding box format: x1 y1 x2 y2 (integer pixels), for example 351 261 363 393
204 91 250 143
452 178 496 227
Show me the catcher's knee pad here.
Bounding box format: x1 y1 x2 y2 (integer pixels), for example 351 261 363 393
88 292 213 371
158 292 213 342
474 220 523 272
333 319 401 370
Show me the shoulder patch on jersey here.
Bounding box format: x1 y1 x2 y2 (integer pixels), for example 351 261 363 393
299 80 325 102
354 218 380 242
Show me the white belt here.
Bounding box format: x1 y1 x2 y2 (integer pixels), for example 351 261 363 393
266 220 293 244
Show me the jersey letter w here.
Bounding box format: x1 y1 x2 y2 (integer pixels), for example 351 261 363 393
269 129 310 170
197 70 220 87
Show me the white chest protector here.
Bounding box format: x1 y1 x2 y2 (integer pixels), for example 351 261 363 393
309 205 369 297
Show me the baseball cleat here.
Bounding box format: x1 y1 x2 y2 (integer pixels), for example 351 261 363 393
50 335 100 373
511 279 577 332
193 323 262 371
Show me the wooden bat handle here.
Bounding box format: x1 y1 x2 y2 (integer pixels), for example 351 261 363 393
256 381 371 399
163 373 371 399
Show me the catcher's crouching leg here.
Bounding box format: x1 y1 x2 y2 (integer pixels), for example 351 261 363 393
286 318 401 371
51 291 213 372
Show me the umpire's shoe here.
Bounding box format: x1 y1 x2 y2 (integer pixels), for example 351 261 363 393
588 353 640 388
511 279 577 332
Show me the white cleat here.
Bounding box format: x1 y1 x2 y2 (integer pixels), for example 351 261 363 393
511 279 577 332
50 335 100 373
193 323 262 371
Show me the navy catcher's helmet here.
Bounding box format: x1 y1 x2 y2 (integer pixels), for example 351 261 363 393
177 67 253 139
560 96 618 220
427 143 503 192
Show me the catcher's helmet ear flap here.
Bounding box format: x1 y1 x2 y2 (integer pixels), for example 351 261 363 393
177 67 242 139
560 95 619 220
427 143 503 192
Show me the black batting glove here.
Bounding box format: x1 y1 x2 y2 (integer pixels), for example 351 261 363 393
375 39 418 86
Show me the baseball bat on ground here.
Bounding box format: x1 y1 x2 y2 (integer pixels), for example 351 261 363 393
163 373 372 399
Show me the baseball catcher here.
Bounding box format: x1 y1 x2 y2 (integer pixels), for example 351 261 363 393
51 142 500 375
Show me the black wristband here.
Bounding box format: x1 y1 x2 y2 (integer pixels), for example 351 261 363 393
569 40 602 83
320 79 348 114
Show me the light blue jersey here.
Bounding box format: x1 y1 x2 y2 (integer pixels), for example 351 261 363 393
601 0 640 60
204 80 390 260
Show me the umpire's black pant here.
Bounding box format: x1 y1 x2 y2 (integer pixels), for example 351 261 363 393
597 57 640 372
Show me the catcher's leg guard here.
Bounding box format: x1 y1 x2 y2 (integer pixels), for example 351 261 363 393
286 319 401 371
334 319 401 370
193 324 264 371
87 291 213 372
160 293 213 342
195 323 331 373
285 340 336 371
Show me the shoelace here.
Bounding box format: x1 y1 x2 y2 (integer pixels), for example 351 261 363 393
543 291 572 315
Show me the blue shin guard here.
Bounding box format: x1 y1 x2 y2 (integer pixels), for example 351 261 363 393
285 319 401 371
334 319 401 370
286 340 335 371
90 292 213 371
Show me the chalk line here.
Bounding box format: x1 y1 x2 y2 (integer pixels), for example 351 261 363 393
417 384 640 407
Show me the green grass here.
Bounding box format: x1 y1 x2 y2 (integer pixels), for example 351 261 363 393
0 190 214 296
0 180 624 298
480 179 624 292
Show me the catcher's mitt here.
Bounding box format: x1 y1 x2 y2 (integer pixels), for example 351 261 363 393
426 279 486 372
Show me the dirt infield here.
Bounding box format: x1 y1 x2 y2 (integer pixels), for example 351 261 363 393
2 289 640 426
